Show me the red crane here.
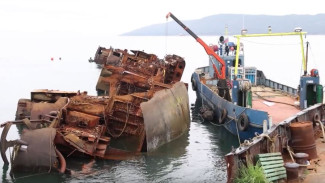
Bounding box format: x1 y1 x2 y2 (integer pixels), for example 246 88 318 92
166 12 226 79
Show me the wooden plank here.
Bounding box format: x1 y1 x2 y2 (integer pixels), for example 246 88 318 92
265 170 287 177
262 163 284 169
259 156 283 161
260 160 284 166
268 174 287 181
264 167 286 174
257 152 282 158
257 153 286 182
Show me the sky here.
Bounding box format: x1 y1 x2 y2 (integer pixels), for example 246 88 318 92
0 0 324 36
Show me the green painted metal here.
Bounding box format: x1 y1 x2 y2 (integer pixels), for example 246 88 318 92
260 160 284 166
264 167 286 173
316 84 323 103
256 152 287 182
259 156 283 161
262 163 284 169
247 90 252 108
257 152 282 157
306 85 317 106
268 174 287 182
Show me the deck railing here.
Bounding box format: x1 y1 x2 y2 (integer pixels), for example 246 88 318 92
256 70 297 96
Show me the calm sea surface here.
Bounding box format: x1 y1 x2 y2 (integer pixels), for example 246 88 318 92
0 34 324 182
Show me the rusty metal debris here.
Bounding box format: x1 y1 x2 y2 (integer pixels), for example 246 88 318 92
0 47 190 174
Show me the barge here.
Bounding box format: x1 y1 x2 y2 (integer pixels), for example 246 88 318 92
167 12 325 182
166 12 323 141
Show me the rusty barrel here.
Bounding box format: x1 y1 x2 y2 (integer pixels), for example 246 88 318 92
289 121 317 159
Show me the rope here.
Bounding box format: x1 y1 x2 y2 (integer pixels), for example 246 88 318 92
201 79 203 105
105 83 133 138
316 120 325 143
50 98 70 128
104 82 117 137
10 145 21 165
233 109 242 144
48 130 52 173
67 148 77 158
114 101 131 138
209 121 226 127
209 108 247 129
287 145 296 163
9 146 12 164
254 91 296 107
12 172 50 180
238 133 276 154
287 142 312 166
102 106 108 126
257 134 275 152
209 115 234 127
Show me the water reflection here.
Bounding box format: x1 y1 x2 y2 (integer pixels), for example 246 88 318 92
9 172 65 183
2 164 9 183
141 130 190 181
191 97 240 155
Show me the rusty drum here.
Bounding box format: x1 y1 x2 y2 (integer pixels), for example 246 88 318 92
289 121 317 159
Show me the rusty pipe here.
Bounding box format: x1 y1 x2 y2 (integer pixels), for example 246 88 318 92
0 119 51 128
55 148 66 173
315 120 325 143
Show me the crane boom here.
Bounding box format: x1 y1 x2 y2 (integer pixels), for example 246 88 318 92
166 12 226 79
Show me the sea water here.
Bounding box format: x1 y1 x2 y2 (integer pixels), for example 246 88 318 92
0 33 324 182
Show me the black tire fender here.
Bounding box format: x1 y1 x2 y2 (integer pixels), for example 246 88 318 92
313 112 320 122
219 109 227 124
237 113 249 131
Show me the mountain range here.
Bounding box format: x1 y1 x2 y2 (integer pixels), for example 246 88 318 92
121 14 325 36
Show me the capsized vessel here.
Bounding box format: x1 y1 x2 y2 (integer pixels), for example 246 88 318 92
0 48 190 174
